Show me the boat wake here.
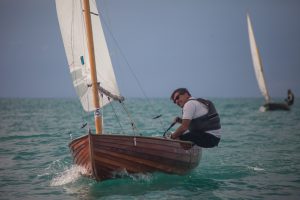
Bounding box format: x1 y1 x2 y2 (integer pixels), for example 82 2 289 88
48 162 152 186
247 166 265 171
259 106 266 112
50 164 88 186
112 169 153 182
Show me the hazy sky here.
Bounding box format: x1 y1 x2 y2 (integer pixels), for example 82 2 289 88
0 0 299 99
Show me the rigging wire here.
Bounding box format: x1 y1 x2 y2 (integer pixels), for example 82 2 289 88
120 101 139 136
98 9 166 133
102 93 126 134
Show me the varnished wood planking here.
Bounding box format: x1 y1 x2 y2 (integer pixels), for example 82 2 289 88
69 133 201 181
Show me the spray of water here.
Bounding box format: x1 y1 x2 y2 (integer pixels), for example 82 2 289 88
50 165 88 186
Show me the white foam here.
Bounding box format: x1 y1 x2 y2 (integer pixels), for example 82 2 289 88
259 106 266 112
248 166 265 171
50 165 88 186
112 169 153 182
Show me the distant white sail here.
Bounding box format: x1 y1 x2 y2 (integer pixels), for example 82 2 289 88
247 14 270 103
56 0 121 111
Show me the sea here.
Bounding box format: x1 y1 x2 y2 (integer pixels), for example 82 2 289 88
0 98 299 200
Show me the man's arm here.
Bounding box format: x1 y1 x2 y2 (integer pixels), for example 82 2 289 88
171 119 191 139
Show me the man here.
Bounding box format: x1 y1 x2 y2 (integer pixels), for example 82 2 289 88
169 88 221 148
285 89 294 106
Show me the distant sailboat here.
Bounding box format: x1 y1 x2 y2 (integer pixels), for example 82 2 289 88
55 0 201 181
247 14 293 111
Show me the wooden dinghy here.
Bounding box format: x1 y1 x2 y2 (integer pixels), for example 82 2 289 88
69 133 201 181
56 0 202 181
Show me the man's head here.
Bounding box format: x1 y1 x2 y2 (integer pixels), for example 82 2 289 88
170 88 191 107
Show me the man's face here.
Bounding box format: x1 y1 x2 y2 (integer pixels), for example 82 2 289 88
173 92 189 108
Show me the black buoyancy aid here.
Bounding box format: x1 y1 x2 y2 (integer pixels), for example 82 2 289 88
188 98 221 133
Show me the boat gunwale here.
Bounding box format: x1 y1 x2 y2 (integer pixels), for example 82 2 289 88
69 133 197 146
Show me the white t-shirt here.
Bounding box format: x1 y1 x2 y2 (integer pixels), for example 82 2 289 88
182 97 221 137
182 97 208 120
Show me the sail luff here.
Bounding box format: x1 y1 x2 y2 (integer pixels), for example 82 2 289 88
83 0 102 134
247 14 270 103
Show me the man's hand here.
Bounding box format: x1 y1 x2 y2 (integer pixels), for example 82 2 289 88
173 117 182 123
170 119 191 139
164 131 173 139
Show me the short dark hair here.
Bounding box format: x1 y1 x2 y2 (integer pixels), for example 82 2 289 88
170 88 191 100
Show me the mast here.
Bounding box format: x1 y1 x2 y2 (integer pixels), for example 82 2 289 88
83 0 102 134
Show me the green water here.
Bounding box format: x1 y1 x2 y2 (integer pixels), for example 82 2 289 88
0 98 299 199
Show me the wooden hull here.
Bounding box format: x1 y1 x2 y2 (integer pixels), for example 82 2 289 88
263 102 290 111
69 133 202 181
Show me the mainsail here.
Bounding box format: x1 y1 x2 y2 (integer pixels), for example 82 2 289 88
247 14 270 103
56 0 121 111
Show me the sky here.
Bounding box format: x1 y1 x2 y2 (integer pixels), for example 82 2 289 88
0 0 299 99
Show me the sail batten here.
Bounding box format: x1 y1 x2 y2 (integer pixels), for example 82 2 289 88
247 14 270 103
56 0 121 112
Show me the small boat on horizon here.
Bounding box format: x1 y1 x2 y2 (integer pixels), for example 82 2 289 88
247 14 294 111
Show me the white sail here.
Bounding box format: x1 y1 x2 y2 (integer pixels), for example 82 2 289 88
56 0 121 112
247 14 270 103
